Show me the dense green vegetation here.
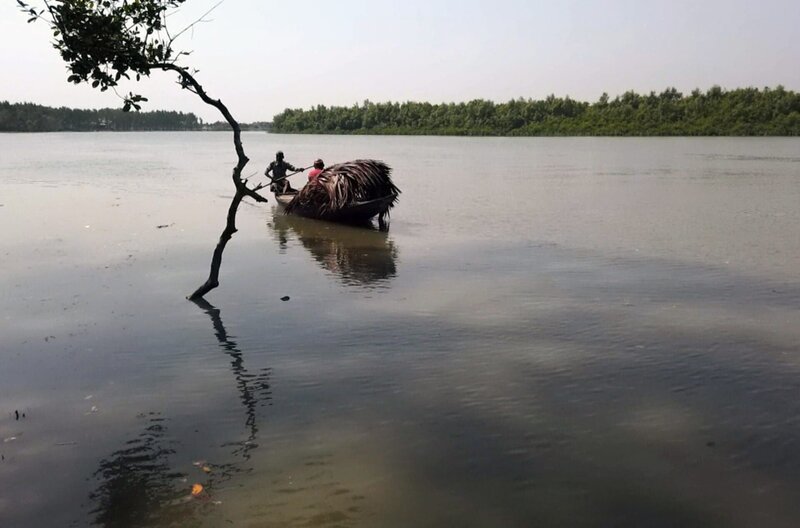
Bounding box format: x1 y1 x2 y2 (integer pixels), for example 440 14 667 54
204 120 273 132
272 86 800 136
0 101 201 131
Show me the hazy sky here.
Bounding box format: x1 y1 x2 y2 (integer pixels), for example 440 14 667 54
2 0 798 122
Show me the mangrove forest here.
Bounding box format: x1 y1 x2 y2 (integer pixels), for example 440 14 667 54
271 86 800 136
0 101 201 132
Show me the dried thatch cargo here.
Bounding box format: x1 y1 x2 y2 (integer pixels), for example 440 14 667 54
279 159 400 224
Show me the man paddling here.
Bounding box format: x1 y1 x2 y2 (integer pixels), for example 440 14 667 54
265 151 302 193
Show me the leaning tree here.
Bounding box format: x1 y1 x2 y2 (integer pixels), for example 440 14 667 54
19 0 269 299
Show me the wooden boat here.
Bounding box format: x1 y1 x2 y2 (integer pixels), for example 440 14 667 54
273 159 400 225
274 191 398 224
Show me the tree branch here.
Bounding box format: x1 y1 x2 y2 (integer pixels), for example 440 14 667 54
187 187 243 300
144 63 266 298
23 1 269 300
152 62 246 165
167 0 223 48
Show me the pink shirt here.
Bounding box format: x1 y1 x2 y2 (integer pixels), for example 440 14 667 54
308 168 323 182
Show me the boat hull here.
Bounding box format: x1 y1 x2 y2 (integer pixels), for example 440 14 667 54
274 192 397 223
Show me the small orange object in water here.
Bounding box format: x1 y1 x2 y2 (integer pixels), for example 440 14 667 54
191 483 204 496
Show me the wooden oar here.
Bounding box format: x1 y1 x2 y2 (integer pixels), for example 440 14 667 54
267 165 313 185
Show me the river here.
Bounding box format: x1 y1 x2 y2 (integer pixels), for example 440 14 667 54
1 132 799 527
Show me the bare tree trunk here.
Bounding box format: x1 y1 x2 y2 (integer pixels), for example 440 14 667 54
151 63 268 300
187 182 244 300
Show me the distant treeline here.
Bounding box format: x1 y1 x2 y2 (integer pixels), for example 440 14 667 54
0 101 201 132
204 120 273 132
272 86 800 136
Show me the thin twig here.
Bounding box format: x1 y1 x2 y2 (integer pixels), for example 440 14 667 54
168 0 224 47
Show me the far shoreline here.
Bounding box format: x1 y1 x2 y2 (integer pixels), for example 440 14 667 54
3 129 799 138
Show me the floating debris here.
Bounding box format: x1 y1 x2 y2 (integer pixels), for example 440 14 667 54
191 483 204 496
281 296 290 302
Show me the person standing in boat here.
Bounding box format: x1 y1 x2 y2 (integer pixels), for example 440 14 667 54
266 151 302 193
307 159 325 183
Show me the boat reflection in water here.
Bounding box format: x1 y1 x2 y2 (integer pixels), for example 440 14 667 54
268 211 399 289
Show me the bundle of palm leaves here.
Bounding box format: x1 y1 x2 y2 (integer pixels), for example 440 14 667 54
285 159 400 222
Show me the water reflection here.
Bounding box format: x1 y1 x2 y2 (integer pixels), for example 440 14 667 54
268 212 399 288
87 301 273 526
89 414 194 528
193 298 272 461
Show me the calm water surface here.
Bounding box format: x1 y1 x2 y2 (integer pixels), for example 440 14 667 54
1 133 799 527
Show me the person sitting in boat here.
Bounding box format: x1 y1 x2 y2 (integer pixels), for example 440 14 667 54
265 151 301 193
308 159 325 182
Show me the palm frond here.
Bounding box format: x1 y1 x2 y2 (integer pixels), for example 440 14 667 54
285 159 399 222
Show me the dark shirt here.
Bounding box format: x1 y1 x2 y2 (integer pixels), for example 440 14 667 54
266 160 297 181
266 159 298 192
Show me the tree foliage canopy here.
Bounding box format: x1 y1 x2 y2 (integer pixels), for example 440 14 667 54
19 0 189 110
272 87 800 136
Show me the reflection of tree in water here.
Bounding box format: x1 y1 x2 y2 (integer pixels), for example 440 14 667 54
194 298 272 462
88 302 272 526
89 413 193 528
268 212 399 288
